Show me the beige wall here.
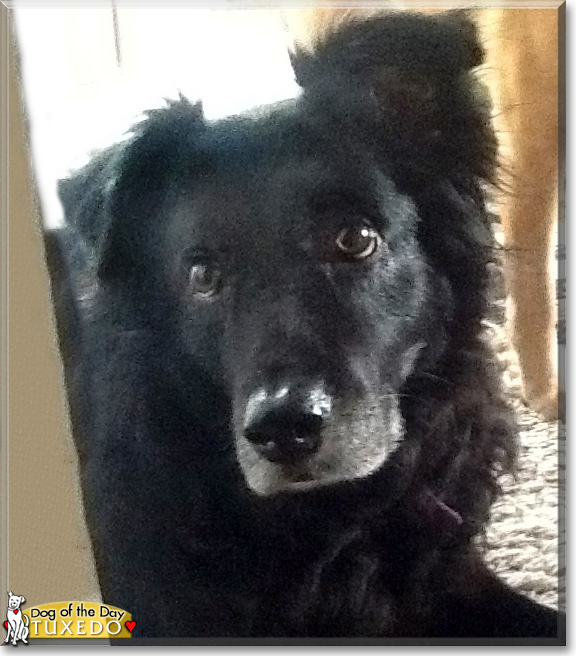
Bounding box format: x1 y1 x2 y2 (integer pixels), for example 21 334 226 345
2 4 99 611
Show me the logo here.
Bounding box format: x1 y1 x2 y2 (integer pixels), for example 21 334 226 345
3 595 135 642
4 592 29 646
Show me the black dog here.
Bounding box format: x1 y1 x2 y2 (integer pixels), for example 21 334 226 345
48 11 562 640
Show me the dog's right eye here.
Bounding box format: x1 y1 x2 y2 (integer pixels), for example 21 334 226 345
188 263 222 299
335 225 382 260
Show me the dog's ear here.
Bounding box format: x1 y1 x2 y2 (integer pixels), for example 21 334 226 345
7 591 12 597
289 10 494 184
289 10 482 86
18 597 25 605
58 94 205 282
57 143 124 268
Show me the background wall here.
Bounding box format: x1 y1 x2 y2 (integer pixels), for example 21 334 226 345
2 5 100 610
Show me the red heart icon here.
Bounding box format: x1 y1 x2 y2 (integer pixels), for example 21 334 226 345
13 610 18 614
3 621 7 629
125 621 136 633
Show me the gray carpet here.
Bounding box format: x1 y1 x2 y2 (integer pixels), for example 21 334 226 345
482 320 563 610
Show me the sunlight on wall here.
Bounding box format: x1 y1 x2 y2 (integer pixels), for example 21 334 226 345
14 6 300 228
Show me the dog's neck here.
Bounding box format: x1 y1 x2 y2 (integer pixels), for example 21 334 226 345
420 488 463 532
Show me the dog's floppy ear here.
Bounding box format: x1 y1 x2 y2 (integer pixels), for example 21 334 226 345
57 143 124 266
18 597 25 605
289 10 493 183
58 95 205 282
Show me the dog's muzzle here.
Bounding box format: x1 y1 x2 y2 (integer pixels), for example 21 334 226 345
235 379 400 496
243 382 332 466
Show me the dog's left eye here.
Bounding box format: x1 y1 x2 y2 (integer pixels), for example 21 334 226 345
335 225 382 260
188 263 222 299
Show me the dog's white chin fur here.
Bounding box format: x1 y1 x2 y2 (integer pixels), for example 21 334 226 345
236 401 403 496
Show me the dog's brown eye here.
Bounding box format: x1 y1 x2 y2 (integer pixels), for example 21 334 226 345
189 263 221 298
335 225 381 260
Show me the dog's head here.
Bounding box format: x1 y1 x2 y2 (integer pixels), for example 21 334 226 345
59 11 497 497
7 593 25 611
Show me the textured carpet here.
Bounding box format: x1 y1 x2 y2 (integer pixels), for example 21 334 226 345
481 305 563 611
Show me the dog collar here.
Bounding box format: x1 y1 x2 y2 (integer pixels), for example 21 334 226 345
419 488 463 532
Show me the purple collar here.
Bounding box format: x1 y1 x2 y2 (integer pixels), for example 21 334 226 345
419 488 464 531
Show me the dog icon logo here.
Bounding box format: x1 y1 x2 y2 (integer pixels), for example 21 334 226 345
4 592 29 646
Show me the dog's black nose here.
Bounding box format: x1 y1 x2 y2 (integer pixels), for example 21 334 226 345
243 384 330 464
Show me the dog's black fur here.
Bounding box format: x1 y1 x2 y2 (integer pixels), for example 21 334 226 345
48 11 562 639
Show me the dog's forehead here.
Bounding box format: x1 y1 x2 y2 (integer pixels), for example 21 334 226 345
169 156 383 248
